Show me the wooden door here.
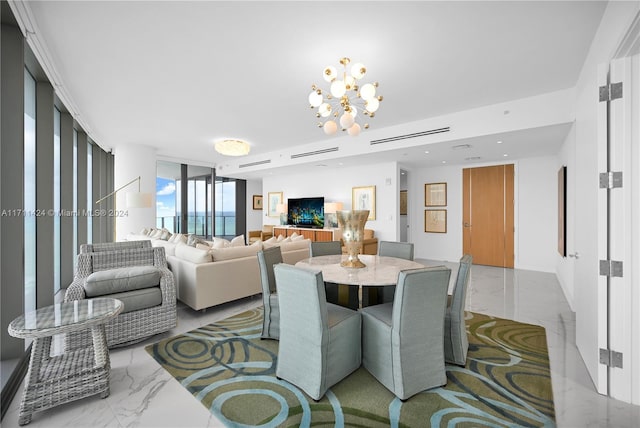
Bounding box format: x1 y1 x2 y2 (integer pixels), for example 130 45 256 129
462 164 514 268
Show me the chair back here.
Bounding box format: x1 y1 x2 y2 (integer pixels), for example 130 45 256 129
274 264 327 339
310 240 342 257
80 240 151 254
450 254 473 320
392 266 450 337
379 241 414 260
257 246 283 294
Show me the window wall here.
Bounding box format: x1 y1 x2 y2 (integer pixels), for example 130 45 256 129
1 13 114 407
156 160 246 239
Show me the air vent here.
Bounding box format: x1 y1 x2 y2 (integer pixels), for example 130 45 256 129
452 144 472 150
370 127 450 145
239 159 272 168
291 147 339 159
465 156 481 161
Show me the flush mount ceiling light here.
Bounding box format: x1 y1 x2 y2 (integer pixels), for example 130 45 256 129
214 139 250 156
308 57 383 137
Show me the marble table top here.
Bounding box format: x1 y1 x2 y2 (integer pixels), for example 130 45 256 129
8 298 123 339
295 254 425 286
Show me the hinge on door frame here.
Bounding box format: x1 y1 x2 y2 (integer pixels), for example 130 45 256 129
599 171 623 189
599 82 623 102
600 348 623 368
599 259 623 277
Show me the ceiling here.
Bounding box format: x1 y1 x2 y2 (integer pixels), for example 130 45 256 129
16 1 606 177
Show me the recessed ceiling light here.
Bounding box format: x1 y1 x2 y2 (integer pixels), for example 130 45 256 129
442 160 446 164
497 140 503 144
401 171 405 175
424 150 430 154
503 154 508 157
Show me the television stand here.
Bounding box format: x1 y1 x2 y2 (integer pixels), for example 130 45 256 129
273 226 342 242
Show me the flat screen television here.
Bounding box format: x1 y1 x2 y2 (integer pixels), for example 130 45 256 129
287 197 324 228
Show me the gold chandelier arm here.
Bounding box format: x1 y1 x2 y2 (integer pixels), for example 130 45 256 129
95 176 141 205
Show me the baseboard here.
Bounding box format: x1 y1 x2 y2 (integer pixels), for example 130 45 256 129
0 345 30 421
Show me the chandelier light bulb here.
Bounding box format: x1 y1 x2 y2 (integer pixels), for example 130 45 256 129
308 90 323 107
324 120 338 135
330 80 347 98
323 66 337 82
319 103 332 117
339 112 355 129
365 97 380 113
344 75 356 90
351 63 366 79
350 106 357 118
347 123 361 136
360 83 376 100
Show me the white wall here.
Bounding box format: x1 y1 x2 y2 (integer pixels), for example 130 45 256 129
517 156 558 272
262 162 400 241
245 178 263 236
114 144 157 241
408 158 558 272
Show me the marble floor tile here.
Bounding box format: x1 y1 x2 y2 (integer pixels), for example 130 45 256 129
3 263 639 427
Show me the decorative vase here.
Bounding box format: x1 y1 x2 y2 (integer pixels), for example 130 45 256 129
337 210 369 268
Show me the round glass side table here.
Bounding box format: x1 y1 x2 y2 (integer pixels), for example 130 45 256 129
8 298 123 425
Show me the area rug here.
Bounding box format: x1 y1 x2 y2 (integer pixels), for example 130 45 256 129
146 308 555 427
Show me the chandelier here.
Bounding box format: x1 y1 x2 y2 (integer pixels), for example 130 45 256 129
308 57 382 137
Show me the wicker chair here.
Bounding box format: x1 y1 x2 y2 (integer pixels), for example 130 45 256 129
65 246 177 347
80 240 151 253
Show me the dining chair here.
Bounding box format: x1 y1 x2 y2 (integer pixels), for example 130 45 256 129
257 246 283 340
274 263 361 401
360 266 451 400
365 241 416 305
310 240 342 257
310 241 358 309
378 241 414 260
444 254 473 365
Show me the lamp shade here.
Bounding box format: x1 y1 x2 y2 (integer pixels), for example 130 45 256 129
126 192 153 208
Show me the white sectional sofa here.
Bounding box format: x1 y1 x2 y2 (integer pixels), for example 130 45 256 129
125 231 311 311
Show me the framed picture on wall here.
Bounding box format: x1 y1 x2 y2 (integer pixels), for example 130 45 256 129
253 195 263 210
425 182 447 206
268 192 283 217
400 190 407 215
425 209 447 233
352 185 376 220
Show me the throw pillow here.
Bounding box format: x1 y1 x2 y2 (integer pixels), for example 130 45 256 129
211 237 230 248
230 235 245 247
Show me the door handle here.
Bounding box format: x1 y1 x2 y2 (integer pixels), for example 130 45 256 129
464 222 471 227
569 252 580 259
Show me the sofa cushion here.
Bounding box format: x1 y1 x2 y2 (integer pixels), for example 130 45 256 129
230 235 245 247
175 243 212 263
84 266 161 297
196 243 211 251
107 287 163 314
280 239 311 252
211 237 230 248
209 242 262 261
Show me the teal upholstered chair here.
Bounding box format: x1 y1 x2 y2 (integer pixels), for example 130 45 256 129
310 240 342 257
274 264 361 401
444 254 473 365
361 266 451 400
310 241 358 309
257 246 283 340
378 241 414 260
365 241 416 306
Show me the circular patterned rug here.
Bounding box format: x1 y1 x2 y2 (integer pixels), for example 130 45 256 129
146 308 555 427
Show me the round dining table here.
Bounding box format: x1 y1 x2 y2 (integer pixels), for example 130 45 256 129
295 254 425 307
